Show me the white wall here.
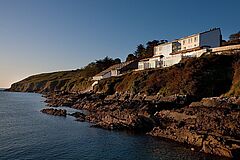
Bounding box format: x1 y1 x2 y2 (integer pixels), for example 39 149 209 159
92 71 111 81
200 29 221 48
138 61 150 70
162 54 182 67
177 34 200 51
211 44 240 52
138 61 144 70
154 43 173 58
183 48 208 58
92 76 103 81
149 57 161 68
111 70 118 76
149 60 156 68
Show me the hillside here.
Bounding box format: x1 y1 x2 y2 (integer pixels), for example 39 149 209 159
96 53 240 99
7 52 240 99
7 57 121 93
7 70 92 93
8 52 240 158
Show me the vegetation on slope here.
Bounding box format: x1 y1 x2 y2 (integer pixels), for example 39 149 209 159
8 50 240 99
226 58 240 96
8 57 121 93
96 53 240 100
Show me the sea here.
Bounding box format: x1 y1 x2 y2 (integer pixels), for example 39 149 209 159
0 91 226 160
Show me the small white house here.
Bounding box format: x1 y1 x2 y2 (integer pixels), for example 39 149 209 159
92 60 138 81
92 70 111 81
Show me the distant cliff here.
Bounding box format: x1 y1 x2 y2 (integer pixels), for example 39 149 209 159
8 52 240 99
7 70 93 93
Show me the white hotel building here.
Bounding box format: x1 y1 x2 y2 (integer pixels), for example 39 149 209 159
138 28 222 70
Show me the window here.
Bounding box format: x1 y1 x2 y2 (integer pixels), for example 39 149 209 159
183 40 185 45
194 37 197 42
188 39 190 43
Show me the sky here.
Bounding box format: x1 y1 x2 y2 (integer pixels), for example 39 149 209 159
0 0 239 88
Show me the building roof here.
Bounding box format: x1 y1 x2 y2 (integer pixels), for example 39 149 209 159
93 60 135 77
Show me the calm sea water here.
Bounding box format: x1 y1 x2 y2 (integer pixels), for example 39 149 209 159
0 91 226 160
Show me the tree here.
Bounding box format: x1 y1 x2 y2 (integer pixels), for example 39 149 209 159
159 40 168 44
134 44 146 58
130 39 168 60
126 54 137 62
81 56 121 77
145 40 160 58
114 58 121 64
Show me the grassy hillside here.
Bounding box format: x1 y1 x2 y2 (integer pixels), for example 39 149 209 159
8 70 92 93
8 57 120 93
226 59 240 96
96 53 240 99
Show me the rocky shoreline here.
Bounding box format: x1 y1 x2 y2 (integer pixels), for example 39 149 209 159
40 91 240 158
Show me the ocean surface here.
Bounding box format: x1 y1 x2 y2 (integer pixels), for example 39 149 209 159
0 91 226 160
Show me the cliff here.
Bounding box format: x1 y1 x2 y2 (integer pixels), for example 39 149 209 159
7 70 93 93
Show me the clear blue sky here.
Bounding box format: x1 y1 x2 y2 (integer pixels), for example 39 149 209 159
0 0 239 88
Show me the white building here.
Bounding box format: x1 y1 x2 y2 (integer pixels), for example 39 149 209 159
138 28 221 70
92 60 138 81
176 28 221 51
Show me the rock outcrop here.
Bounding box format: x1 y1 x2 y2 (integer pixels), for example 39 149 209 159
41 108 67 117
148 97 240 158
42 92 240 158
